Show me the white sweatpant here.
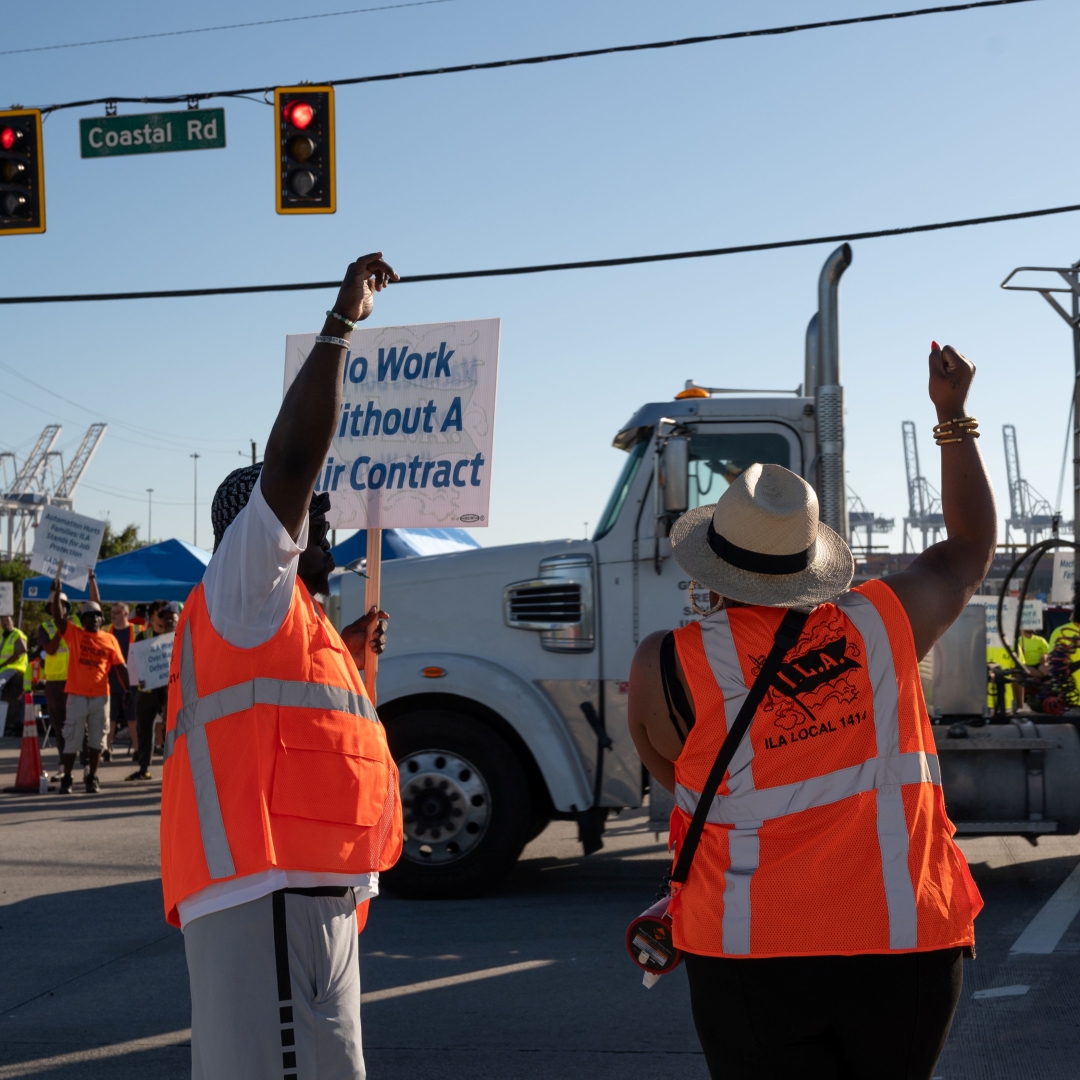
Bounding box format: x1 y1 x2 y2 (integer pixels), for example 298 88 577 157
184 888 363 1080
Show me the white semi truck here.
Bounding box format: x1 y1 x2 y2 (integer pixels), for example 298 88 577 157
340 245 1080 897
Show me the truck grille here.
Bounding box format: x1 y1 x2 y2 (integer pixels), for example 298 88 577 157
506 583 582 627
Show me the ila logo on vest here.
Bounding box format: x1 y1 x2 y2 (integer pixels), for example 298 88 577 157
759 620 864 733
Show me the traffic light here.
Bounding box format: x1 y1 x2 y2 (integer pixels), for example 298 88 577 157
0 109 45 235
274 86 335 214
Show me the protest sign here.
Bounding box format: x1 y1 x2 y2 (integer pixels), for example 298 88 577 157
0 582 12 617
128 631 174 691
969 596 1044 648
284 319 500 530
1051 550 1075 604
28 505 107 591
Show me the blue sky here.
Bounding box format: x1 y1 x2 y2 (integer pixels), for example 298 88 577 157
1 0 1075 552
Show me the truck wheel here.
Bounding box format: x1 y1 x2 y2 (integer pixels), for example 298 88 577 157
383 711 533 898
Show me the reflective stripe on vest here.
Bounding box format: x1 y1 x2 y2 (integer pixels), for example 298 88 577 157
42 615 80 681
0 629 28 675
673 592 936 954
165 621 382 881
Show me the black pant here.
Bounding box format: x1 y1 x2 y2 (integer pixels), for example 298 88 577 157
684 948 963 1080
135 689 168 771
45 680 67 758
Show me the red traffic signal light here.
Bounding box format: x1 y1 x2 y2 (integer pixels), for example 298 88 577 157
274 87 335 215
0 109 45 235
283 101 314 130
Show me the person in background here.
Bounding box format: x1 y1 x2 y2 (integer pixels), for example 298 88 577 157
38 592 80 768
105 601 136 760
45 569 131 794
161 254 400 1080
1047 605 1080 698
1013 625 1051 710
130 603 149 634
630 344 994 1080
0 613 28 736
126 600 178 782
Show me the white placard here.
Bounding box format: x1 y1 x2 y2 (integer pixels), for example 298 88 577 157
127 631 174 691
28 505 107 591
284 319 500 530
1051 551 1075 604
0 582 12 617
968 597 1044 648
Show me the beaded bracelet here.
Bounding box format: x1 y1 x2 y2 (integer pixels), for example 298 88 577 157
933 416 979 445
326 309 358 330
315 334 351 349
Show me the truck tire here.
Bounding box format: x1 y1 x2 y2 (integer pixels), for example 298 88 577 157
383 710 533 898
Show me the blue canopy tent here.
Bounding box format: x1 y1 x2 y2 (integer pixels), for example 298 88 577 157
21 539 212 603
329 528 480 567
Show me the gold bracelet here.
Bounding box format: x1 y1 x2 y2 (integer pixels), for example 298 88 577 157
934 415 979 445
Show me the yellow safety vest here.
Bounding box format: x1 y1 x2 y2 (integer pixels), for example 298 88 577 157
0 628 28 680
41 614 82 682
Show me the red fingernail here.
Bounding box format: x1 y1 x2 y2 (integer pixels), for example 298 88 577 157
931 340 940 351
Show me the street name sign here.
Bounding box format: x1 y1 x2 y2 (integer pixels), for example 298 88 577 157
80 109 225 158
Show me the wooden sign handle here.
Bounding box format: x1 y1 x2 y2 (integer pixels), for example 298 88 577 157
363 528 382 706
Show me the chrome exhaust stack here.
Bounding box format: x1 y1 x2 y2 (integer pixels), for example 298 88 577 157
813 243 852 540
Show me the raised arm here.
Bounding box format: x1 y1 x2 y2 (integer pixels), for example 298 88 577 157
883 344 997 659
88 569 100 606
260 254 398 540
44 569 68 653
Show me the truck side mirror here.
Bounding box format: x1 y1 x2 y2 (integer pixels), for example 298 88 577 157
659 437 689 515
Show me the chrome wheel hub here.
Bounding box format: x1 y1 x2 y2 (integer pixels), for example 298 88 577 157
398 750 490 864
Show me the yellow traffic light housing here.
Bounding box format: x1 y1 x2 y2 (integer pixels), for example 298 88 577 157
274 86 335 215
0 109 45 235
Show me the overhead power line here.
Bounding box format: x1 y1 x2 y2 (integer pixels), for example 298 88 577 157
33 0 1038 115
2 198 1077 305
2 1 456 57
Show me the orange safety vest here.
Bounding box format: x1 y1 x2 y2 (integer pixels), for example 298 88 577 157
160 580 402 928
669 579 982 958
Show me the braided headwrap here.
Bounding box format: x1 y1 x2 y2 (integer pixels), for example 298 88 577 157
211 463 264 552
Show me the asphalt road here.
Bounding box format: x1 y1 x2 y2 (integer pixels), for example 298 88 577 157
2 737 1079 1080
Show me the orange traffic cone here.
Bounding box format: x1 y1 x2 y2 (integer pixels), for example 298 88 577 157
12 694 43 793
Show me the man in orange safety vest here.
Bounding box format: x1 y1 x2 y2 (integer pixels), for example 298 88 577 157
161 253 402 1080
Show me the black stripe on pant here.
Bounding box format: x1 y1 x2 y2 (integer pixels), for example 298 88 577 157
271 887 352 1080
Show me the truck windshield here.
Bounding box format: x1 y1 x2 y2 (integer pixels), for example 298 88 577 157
593 438 649 539
688 432 791 509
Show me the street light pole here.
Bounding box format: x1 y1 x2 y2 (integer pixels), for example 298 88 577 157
190 453 200 547
1001 260 1080 536
146 488 153 545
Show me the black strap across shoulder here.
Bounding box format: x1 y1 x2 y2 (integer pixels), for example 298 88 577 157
659 632 695 742
669 607 810 886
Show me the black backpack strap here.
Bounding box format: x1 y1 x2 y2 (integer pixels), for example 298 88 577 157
659 632 695 743
670 607 810 886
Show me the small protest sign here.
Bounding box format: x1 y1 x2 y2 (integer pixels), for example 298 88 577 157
1051 551 1075 605
969 597 1044 648
284 319 500 530
128 632 174 691
28 505 107 591
0 582 12 617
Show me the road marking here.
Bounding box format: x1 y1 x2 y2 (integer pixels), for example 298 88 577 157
361 959 555 1003
0 1029 190 1078
972 985 1030 1000
1010 861 1080 954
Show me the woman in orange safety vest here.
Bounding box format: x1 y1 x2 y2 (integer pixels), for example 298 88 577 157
629 344 996 1080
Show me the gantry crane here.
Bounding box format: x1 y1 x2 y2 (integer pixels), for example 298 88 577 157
0 423 107 558
902 420 945 553
847 488 894 555
1002 424 1056 546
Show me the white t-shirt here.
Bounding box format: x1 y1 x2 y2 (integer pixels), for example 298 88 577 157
177 476 376 930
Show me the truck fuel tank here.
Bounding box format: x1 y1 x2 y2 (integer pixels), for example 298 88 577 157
934 720 1080 836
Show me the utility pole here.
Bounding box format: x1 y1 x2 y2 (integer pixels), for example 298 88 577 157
190 453 200 547
1002 260 1080 537
146 488 154 545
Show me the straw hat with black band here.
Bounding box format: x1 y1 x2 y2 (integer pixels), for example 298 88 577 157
669 463 854 610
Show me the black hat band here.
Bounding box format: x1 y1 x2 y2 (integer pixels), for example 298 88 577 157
707 520 815 575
